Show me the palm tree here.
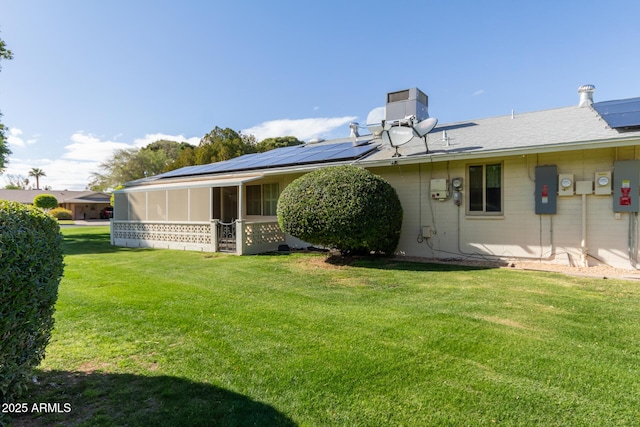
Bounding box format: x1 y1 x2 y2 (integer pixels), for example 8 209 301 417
28 168 46 190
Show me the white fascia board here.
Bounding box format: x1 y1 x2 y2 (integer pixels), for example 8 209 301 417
116 174 264 193
354 136 640 168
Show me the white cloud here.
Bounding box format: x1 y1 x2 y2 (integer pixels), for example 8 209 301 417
242 116 358 141
472 89 485 96
3 131 201 190
6 127 37 148
63 133 132 162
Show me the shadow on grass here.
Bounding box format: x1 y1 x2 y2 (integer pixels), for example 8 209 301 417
325 254 500 272
11 370 296 427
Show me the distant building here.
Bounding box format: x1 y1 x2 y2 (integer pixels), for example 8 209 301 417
0 189 111 220
112 85 640 269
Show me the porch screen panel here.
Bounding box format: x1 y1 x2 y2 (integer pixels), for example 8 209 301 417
113 193 129 220
129 192 147 221
190 187 210 221
147 191 167 221
246 185 261 215
168 189 188 221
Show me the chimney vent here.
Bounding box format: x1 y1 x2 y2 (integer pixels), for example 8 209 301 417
578 84 596 107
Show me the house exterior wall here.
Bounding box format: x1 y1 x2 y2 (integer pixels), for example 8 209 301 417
370 147 638 269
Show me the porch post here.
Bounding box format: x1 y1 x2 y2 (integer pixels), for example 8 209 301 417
238 184 244 221
236 219 245 255
211 219 219 252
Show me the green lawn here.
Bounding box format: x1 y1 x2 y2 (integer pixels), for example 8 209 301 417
13 226 640 426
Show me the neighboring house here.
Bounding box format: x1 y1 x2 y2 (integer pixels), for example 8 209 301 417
0 189 112 220
112 85 640 270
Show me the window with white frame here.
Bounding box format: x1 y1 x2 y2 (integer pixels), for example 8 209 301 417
468 163 502 214
246 183 280 216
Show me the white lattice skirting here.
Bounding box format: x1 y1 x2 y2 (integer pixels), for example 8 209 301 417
111 221 287 254
112 221 213 251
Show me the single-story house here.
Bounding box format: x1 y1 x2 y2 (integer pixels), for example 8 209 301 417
0 189 112 220
112 85 640 270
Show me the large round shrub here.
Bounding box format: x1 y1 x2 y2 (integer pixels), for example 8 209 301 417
33 193 59 210
0 201 64 404
277 165 403 255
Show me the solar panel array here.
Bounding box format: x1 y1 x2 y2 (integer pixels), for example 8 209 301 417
593 97 640 130
157 141 378 179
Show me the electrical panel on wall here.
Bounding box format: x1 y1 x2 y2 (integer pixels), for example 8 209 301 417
613 160 639 213
535 165 558 214
430 178 449 200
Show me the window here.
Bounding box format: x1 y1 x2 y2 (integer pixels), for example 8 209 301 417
245 183 280 216
263 183 279 216
468 163 502 214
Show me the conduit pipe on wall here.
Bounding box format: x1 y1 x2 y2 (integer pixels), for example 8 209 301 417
581 194 587 268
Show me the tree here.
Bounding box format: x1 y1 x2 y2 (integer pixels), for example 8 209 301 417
255 136 303 153
89 140 195 190
193 127 257 165
28 168 46 189
0 32 14 172
277 166 403 255
3 174 29 189
33 194 59 210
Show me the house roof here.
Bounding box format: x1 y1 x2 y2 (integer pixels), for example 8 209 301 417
125 96 640 188
361 101 640 164
0 189 111 205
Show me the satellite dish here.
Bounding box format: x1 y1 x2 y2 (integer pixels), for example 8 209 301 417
387 126 414 146
366 107 385 136
413 117 438 137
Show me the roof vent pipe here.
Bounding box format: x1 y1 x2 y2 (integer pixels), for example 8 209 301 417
578 84 596 107
349 122 360 138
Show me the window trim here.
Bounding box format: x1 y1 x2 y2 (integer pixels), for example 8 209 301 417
465 162 504 216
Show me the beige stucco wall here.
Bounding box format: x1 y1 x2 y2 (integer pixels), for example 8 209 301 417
371 147 638 269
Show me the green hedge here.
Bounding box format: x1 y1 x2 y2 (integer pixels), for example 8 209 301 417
49 207 73 220
0 201 64 405
277 165 403 255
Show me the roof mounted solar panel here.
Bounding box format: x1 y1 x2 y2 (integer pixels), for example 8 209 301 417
154 141 377 180
593 97 640 130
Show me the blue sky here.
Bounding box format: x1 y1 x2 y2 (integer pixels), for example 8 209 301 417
1 0 640 190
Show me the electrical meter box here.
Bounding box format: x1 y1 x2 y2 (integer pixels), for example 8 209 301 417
558 173 574 196
594 171 612 195
613 160 640 212
535 165 557 214
430 178 449 200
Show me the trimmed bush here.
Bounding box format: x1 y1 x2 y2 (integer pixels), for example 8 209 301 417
277 165 403 255
33 193 58 210
0 201 64 405
49 207 73 220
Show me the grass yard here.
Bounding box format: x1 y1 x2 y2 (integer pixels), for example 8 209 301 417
12 226 640 426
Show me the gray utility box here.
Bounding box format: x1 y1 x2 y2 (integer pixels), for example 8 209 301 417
385 88 429 122
535 165 558 214
613 159 640 213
